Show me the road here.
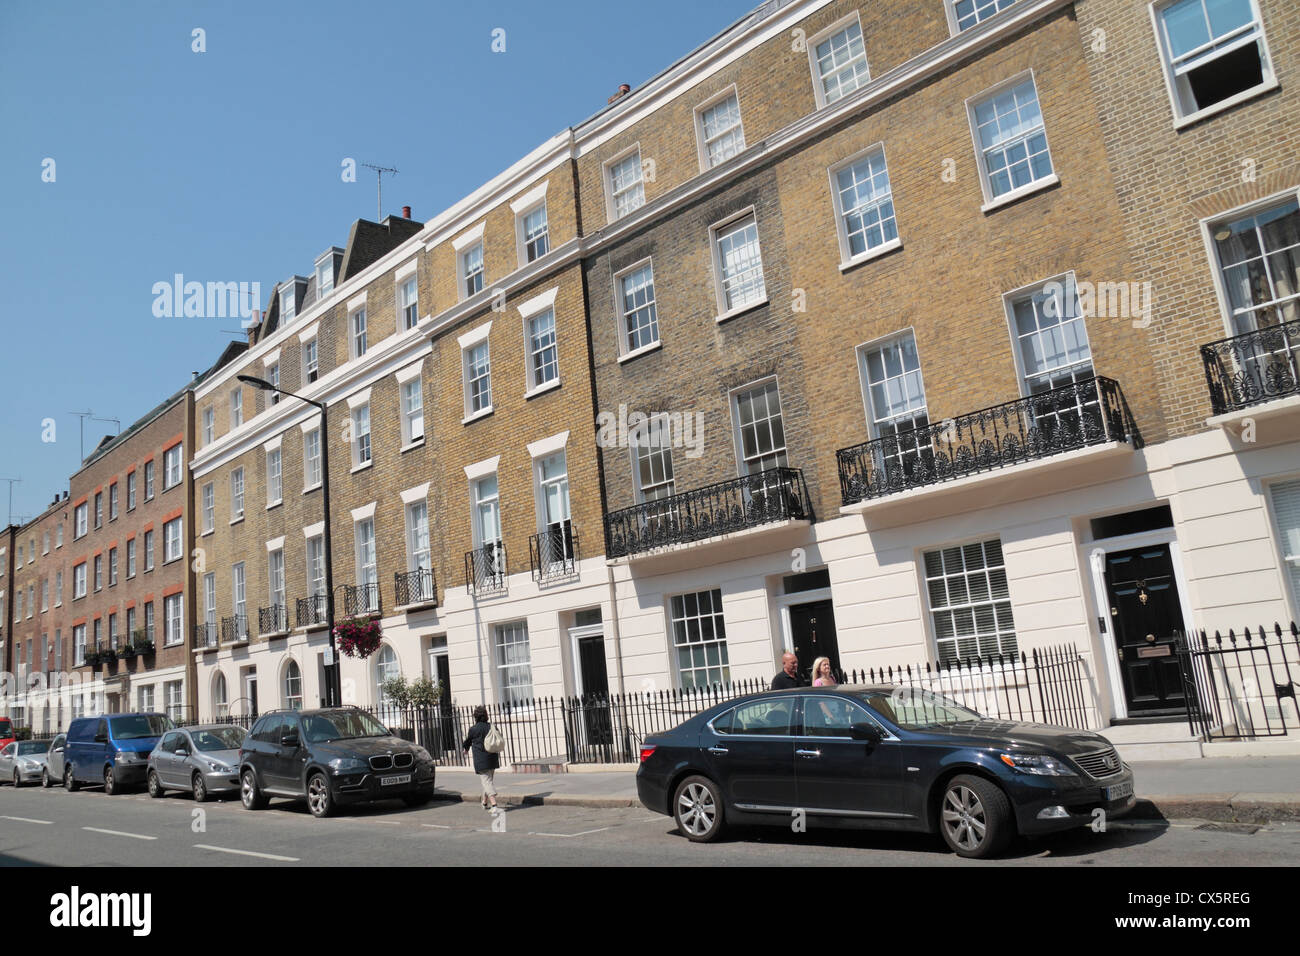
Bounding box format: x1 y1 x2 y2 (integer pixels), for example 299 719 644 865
2 783 1298 866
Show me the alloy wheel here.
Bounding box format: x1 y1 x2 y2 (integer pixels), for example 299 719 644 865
193 773 207 803
41 768 50 788
942 785 987 852
677 782 716 837
104 767 115 795
148 770 163 798
306 774 332 817
12 769 20 788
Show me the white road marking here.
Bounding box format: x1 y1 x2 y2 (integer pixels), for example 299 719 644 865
193 844 300 862
82 826 157 841
421 823 452 829
528 827 611 838
1 815 53 825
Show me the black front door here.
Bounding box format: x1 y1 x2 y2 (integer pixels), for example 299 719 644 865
434 654 456 752
1103 544 1187 715
577 635 613 748
789 600 840 683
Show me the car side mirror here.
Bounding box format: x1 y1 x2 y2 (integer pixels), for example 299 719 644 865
280 732 299 748
176 747 190 757
94 733 107 743
850 722 882 744
54 745 64 753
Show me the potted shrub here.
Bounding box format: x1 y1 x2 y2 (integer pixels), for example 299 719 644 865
133 630 155 656
334 617 382 659
84 650 101 667
119 643 136 660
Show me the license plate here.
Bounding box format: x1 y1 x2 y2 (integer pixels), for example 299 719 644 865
1104 781 1134 801
381 774 412 787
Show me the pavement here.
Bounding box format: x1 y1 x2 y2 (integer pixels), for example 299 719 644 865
433 757 1300 822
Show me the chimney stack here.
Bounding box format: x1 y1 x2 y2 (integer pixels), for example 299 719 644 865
402 205 411 219
608 83 631 104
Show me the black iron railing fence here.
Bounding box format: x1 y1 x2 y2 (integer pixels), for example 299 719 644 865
836 376 1141 505
193 623 218 649
220 615 248 644
530 525 579 583
1200 317 1300 414
604 466 811 560
1177 622 1300 740
394 568 438 607
465 543 507 596
296 594 327 628
342 582 381 617
258 604 288 635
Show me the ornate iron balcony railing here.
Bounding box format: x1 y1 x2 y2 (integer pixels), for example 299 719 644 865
836 376 1140 505
394 568 438 607
220 614 248 644
465 542 507 596
1200 316 1300 414
193 622 218 649
258 604 288 635
296 594 327 629
341 582 381 617
604 467 811 560
530 523 579 583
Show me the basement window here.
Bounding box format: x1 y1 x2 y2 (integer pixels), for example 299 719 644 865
1153 0 1275 124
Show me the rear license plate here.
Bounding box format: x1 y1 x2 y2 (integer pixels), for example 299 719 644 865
1104 781 1133 801
381 774 412 787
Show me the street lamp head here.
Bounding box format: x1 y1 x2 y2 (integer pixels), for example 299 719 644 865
237 374 274 391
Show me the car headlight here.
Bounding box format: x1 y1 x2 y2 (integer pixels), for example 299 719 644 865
412 746 432 762
328 757 367 773
116 751 143 764
20 758 41 770
202 759 234 774
999 752 1076 775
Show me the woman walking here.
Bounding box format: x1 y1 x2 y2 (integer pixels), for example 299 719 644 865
811 656 838 687
462 705 500 811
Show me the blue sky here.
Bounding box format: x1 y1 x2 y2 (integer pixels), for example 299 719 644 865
0 0 754 524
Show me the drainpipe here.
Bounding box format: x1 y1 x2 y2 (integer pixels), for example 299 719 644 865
606 564 625 696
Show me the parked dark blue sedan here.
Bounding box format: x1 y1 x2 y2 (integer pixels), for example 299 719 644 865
636 686 1136 858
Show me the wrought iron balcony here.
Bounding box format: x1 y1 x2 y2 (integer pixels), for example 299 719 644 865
530 523 579 583
258 604 288 635
604 467 811 560
836 376 1141 505
193 622 218 649
220 614 248 644
465 542 507 596
341 582 381 617
394 568 438 608
296 594 327 629
1200 316 1300 415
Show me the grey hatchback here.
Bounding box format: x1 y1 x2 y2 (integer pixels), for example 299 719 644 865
147 725 246 801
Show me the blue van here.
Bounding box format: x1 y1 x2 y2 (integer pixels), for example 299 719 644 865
64 712 175 794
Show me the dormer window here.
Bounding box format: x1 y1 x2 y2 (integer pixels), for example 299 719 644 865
280 284 296 321
315 247 342 301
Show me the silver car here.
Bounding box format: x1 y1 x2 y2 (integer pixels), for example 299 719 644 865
148 725 246 802
42 734 67 788
0 739 51 787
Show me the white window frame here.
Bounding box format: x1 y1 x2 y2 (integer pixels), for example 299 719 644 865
1149 0 1277 129
230 467 245 522
471 472 502 550
668 588 731 689
266 445 283 506
202 407 215 446
144 529 155 571
694 85 746 172
493 621 534 707
453 223 487 302
350 401 372 470
518 287 560 396
459 322 494 423
349 303 368 360
354 515 378 589
943 0 1019 35
302 336 319 384
268 546 286 614
303 424 323 491
629 414 677 504
397 266 420 332
856 329 931 445
709 208 768 320
1201 190 1300 338
603 144 646 223
828 143 901 268
74 502 87 538
126 538 137 578
405 498 432 574
400 376 425 447
729 377 789 476
516 201 550 266
230 387 243 428
921 537 1018 665
1002 272 1096 397
805 12 871 109
966 71 1058 212
163 444 183 490
164 517 183 563
164 593 184 648
614 258 661 361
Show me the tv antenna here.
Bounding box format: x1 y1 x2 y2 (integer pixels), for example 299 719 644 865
0 477 19 527
361 162 399 221
69 410 94 461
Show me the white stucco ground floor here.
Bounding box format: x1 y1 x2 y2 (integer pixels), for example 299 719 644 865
5 661 189 734
189 413 1300 751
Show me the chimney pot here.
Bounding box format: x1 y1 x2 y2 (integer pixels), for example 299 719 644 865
402 205 411 219
608 83 631 104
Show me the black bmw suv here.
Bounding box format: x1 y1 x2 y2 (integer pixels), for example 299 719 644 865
239 707 436 817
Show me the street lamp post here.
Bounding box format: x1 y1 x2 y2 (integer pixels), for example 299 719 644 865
237 375 340 707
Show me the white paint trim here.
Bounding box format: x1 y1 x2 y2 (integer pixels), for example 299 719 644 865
350 501 377 523
805 11 870 111
457 320 492 350
266 536 285 553
452 221 486 252
296 321 319 344
261 434 282 452
347 291 367 314
509 180 549 215
526 430 570 459
394 358 424 384
298 416 321 434
345 387 372 410
400 482 431 505
394 258 419 282
517 286 559 320
464 456 500 481
303 521 324 539
261 348 281 367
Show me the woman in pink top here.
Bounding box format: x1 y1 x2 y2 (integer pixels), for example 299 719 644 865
811 656 837 687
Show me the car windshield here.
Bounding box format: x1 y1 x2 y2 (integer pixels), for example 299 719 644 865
191 728 246 752
17 741 48 755
109 714 176 740
859 691 986 730
302 711 390 743
0 721 12 736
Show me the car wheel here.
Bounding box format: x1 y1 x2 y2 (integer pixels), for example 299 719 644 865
939 774 1014 859
41 768 51 789
673 775 725 843
147 770 164 798
240 769 268 810
306 772 335 818
13 768 22 788
64 765 80 792
401 794 431 808
103 766 117 795
192 772 209 803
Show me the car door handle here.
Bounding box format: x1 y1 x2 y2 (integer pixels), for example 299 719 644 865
707 746 729 755
796 749 822 758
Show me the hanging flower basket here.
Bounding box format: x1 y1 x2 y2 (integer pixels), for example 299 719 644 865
334 617 383 659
